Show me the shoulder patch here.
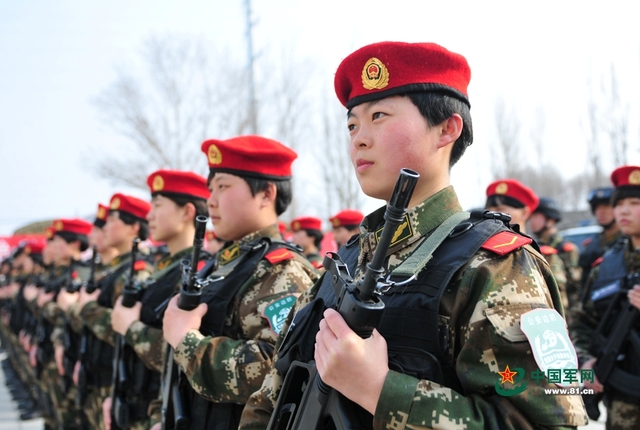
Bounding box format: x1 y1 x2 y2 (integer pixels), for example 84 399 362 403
539 245 558 255
591 256 604 267
561 242 576 252
263 295 297 335
265 249 295 265
133 260 147 271
481 231 532 256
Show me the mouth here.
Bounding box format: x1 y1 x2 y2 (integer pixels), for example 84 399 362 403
355 158 373 172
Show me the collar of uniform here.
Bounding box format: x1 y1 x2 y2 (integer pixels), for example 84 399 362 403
360 186 462 260
236 223 282 247
156 246 192 271
109 251 131 268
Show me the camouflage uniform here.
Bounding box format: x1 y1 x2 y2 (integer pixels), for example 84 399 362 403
570 237 640 429
240 187 588 429
67 252 151 429
539 245 569 312
114 247 195 429
540 233 582 311
153 224 319 426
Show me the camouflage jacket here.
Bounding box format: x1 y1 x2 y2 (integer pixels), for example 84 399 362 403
124 246 195 373
240 186 587 429
172 224 320 403
73 252 152 347
540 233 582 303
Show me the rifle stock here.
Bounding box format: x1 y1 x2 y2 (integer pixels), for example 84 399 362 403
268 169 419 430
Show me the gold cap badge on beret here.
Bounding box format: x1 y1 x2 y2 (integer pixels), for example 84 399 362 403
630 170 640 185
54 220 63 231
292 221 301 231
97 206 107 219
208 144 222 165
111 198 121 210
152 175 165 191
496 183 508 194
362 57 389 90
332 219 340 228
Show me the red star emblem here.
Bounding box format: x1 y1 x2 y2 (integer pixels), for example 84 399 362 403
498 365 517 384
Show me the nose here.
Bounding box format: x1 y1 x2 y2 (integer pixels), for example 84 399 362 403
352 123 371 149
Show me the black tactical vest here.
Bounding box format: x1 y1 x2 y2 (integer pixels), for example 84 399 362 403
275 214 516 428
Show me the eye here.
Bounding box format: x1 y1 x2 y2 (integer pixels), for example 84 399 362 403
372 112 385 120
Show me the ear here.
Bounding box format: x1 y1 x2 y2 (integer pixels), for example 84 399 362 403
522 205 532 220
259 182 278 209
436 114 463 149
182 202 197 223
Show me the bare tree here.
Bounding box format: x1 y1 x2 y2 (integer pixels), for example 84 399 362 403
491 97 522 178
91 35 248 188
317 95 365 217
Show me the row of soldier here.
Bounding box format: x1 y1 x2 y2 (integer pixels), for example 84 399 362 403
1 39 638 430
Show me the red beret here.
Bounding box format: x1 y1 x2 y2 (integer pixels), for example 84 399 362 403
52 218 93 236
94 203 109 228
291 216 323 232
611 166 640 188
201 135 297 180
147 169 209 201
109 193 151 221
486 179 539 210
334 41 471 109
330 210 364 228
23 240 45 255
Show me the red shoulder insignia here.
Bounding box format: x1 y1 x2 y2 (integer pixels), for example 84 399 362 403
562 242 576 252
265 249 294 264
591 256 604 267
133 260 147 271
312 260 324 270
481 231 532 256
539 245 558 255
197 260 206 272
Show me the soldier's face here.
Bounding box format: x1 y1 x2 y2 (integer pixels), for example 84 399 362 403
104 212 137 249
207 173 264 241
614 198 640 237
594 204 615 227
347 96 455 206
147 195 185 243
332 226 352 249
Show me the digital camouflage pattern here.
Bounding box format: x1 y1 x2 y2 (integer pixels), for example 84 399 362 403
541 233 582 311
172 224 319 404
123 247 194 374
571 237 640 429
240 187 588 430
540 248 569 311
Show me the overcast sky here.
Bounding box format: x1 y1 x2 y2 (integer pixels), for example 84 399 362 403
1 0 639 236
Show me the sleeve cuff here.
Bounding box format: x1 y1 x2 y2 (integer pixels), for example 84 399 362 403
124 320 146 346
373 370 419 428
173 330 206 374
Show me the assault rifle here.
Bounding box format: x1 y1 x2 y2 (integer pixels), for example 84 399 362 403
111 238 142 430
583 272 640 419
267 168 419 430
161 215 209 430
77 245 99 407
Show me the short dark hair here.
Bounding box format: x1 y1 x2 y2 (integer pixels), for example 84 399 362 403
55 231 89 252
404 92 473 168
304 229 324 249
207 172 293 216
154 193 208 227
117 211 149 241
485 195 525 210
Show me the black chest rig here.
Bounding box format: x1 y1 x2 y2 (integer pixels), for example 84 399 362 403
588 239 640 397
273 212 515 429
85 259 132 386
185 238 306 430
